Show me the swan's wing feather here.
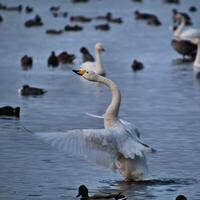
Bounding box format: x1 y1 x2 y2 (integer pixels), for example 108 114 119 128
119 120 156 155
35 129 117 169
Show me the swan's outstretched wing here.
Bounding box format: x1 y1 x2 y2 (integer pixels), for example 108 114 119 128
35 129 118 170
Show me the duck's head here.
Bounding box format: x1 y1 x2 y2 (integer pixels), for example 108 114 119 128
76 185 89 198
73 69 99 82
80 47 89 54
95 42 105 52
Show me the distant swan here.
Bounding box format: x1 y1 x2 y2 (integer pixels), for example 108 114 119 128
36 69 155 181
171 14 198 59
80 43 106 76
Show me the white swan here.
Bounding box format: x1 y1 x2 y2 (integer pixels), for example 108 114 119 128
80 43 106 76
173 14 199 40
35 69 155 181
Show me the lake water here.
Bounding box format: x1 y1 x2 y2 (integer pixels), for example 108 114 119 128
0 0 200 199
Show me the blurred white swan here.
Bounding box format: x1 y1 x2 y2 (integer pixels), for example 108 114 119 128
173 14 199 40
36 69 155 181
80 43 106 76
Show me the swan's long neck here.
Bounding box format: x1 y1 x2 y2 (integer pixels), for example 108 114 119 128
194 42 200 68
96 76 121 128
174 17 185 39
95 49 105 75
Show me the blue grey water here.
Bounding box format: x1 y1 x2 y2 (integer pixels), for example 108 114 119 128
0 0 200 199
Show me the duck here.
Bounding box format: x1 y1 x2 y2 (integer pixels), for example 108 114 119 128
96 12 122 22
5 5 22 12
25 6 33 13
58 51 76 64
46 29 63 35
172 9 192 26
189 6 197 13
131 59 144 71
175 195 187 200
0 106 20 118
147 16 161 26
95 23 110 31
163 0 180 4
49 6 60 12
20 55 33 67
76 185 126 200
80 47 95 62
64 24 83 31
80 43 106 76
131 0 143 3
24 14 43 27
70 15 92 23
96 12 111 20
47 51 59 67
35 70 155 181
52 11 68 18
134 10 157 20
71 0 89 3
18 85 46 96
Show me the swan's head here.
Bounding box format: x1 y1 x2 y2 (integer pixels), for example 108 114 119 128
95 42 105 52
73 69 99 82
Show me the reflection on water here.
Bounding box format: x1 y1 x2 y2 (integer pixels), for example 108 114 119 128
0 0 200 199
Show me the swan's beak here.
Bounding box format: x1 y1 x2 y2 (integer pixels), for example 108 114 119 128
72 69 86 76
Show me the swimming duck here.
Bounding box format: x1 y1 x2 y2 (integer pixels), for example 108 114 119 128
0 106 20 118
95 23 110 31
172 9 192 26
176 195 187 200
25 6 33 13
20 55 33 67
76 185 126 200
164 0 180 4
64 24 83 31
189 6 197 13
50 6 60 12
58 51 76 64
47 51 59 67
71 0 89 3
5 5 22 12
24 14 43 27
80 47 95 62
70 15 92 23
147 16 161 26
134 10 157 20
46 29 63 35
131 59 144 71
18 85 46 96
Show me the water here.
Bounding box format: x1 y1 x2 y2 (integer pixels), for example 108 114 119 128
0 0 200 199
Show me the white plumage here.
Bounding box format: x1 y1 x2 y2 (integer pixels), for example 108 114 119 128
36 70 155 181
80 43 106 76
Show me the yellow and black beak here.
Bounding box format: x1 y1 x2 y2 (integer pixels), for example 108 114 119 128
72 69 86 76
